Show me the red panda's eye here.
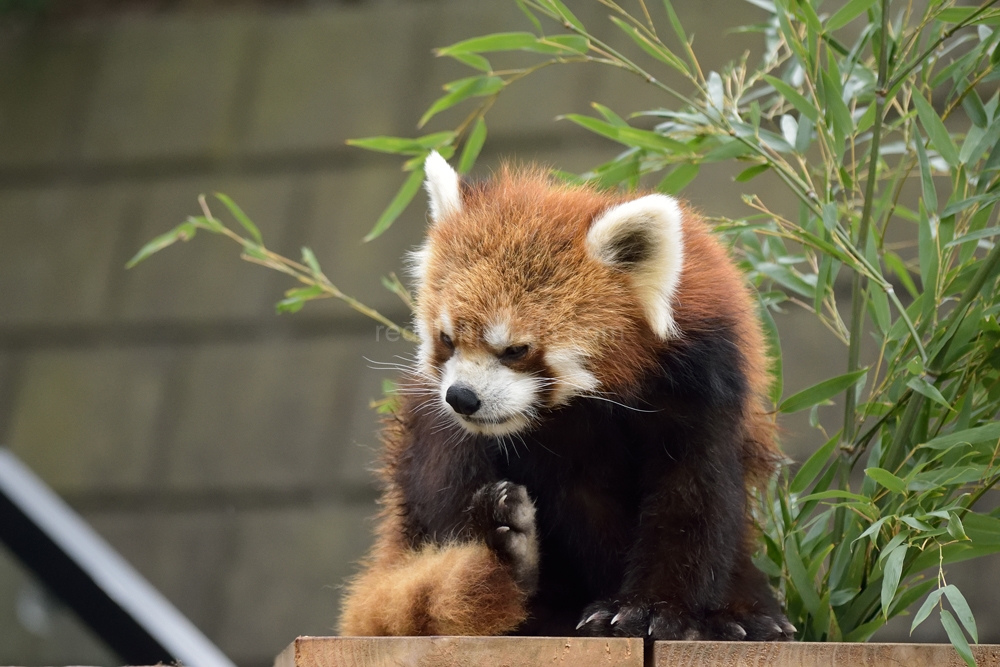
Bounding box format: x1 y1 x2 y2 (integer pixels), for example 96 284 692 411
440 332 454 349
500 344 529 362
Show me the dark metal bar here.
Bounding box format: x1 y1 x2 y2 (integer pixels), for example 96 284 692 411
0 448 237 667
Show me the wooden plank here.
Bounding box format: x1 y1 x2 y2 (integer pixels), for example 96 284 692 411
653 641 1000 666
275 636 642 667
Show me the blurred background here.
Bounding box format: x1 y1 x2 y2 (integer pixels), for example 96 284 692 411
0 0 998 665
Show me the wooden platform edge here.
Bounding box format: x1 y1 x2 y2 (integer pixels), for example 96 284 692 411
275 636 641 667
653 640 1000 666
275 637 1000 667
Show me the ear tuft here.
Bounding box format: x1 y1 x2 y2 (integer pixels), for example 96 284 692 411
405 242 431 289
586 194 685 339
424 151 463 223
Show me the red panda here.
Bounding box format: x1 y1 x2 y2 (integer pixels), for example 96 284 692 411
338 151 794 641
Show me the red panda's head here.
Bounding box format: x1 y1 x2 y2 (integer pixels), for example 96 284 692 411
409 152 685 437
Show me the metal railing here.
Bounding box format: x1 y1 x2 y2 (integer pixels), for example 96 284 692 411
0 447 236 667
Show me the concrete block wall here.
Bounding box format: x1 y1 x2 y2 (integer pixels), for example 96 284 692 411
0 1 996 665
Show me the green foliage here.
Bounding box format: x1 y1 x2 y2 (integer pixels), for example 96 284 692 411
127 194 415 340
129 0 1000 659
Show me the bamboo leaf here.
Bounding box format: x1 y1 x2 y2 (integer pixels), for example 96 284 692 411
542 0 586 32
414 132 458 149
763 75 820 123
364 167 425 242
881 544 907 617
984 134 1000 170
448 52 491 72
754 261 815 298
301 247 322 275
946 226 1000 248
885 251 920 298
707 71 724 110
921 422 1000 449
125 221 200 268
796 113 815 152
878 532 910 562
800 489 872 503
963 90 988 129
661 0 698 73
592 103 627 127
940 609 976 667
911 588 945 634
515 0 544 34
913 93 961 168
915 137 938 214
458 117 487 174
420 76 504 126
657 163 699 194
350 132 455 156
276 284 326 314
438 32 543 54
562 114 692 153
907 376 953 410
942 193 1000 218
215 193 262 245
857 103 877 133
821 68 853 142
948 513 969 541
898 516 932 532
866 467 907 494
918 203 940 308
610 16 689 74
562 114 623 142
785 534 823 615
857 517 889 545
347 136 426 155
827 0 877 31
791 432 838 494
779 368 869 413
617 126 692 153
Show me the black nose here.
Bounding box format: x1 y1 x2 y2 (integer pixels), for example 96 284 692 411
445 385 481 416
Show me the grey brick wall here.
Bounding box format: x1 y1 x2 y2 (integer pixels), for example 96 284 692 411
0 2 997 665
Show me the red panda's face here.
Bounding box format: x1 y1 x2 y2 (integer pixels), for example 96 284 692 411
412 297 602 437
410 153 685 437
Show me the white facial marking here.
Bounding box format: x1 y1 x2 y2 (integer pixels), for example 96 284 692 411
484 319 512 349
587 194 685 339
545 348 598 405
415 318 435 375
439 308 453 338
424 151 463 223
406 241 431 288
441 350 541 437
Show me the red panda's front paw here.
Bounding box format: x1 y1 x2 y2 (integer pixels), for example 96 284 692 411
576 600 699 640
467 481 539 595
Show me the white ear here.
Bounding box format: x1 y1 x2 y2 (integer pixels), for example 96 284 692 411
586 194 685 339
424 151 462 223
